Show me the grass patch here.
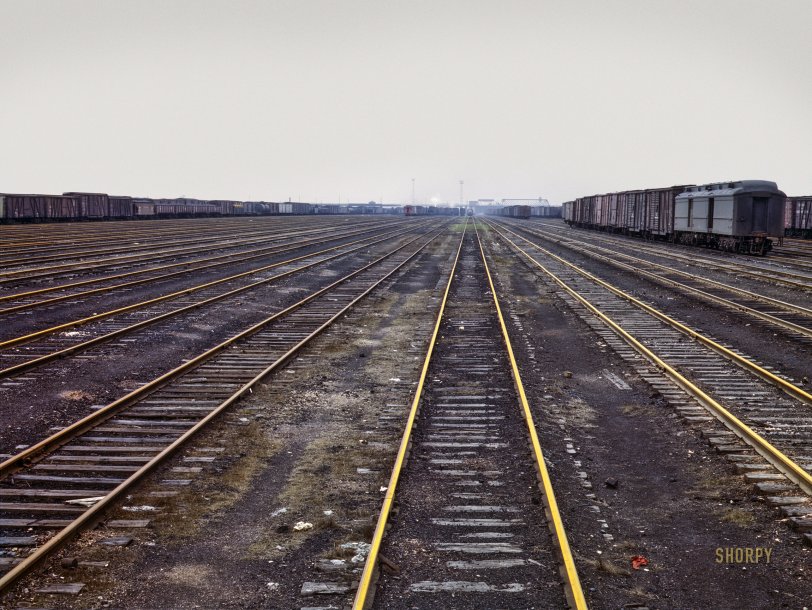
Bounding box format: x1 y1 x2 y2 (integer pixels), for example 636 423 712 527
142 421 280 539
583 556 631 577
621 403 653 416
721 507 756 527
627 586 656 599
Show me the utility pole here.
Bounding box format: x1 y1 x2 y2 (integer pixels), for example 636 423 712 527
411 178 415 206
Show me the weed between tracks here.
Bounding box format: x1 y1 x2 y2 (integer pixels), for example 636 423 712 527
138 421 282 540
720 507 756 527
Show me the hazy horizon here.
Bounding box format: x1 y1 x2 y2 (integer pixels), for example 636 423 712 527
1 0 810 204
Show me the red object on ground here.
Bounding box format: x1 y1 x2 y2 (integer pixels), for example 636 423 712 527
631 555 649 570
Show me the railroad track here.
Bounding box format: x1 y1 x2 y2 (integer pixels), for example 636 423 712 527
484 220 812 515
0 216 325 253
0 220 450 594
0 218 394 286
0 220 234 252
776 238 812 259
531 220 812 289
0 222 433 379
0 221 320 268
354 220 585 609
0 220 403 315
501 220 812 342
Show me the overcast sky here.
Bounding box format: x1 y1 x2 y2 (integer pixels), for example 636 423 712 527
1 1 810 204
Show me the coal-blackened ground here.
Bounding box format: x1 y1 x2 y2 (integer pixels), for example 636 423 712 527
2 218 810 610
0 221 426 454
1 225 462 609
480 225 811 609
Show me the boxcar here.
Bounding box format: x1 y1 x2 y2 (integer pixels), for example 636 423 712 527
64 192 109 219
0 194 80 221
508 205 531 219
108 196 134 218
530 205 561 218
209 200 239 215
132 200 156 216
485 205 531 219
785 196 812 237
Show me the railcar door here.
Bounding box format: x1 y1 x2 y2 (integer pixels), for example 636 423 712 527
752 197 768 232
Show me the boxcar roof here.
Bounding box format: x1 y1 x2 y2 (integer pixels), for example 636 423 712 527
677 180 782 199
0 193 77 199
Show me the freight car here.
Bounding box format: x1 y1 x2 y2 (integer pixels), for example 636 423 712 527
64 192 109 218
404 205 464 216
108 196 134 218
564 181 786 255
0 194 80 221
530 205 562 218
486 205 531 219
404 205 424 216
785 196 812 238
132 199 156 217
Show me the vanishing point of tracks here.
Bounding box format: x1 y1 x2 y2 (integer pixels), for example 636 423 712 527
2 215 810 607
355 220 585 609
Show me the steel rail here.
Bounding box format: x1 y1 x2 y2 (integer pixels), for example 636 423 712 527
0 223 450 595
474 220 587 610
0 224 306 267
765 253 812 271
507 221 812 339
0 222 427 350
0 218 395 282
0 217 381 268
0 223 444 478
0 224 426 378
354 218 587 610
532 220 812 289
485 221 812 497
353 217 468 609
0 223 322 262
491 221 812 406
0 216 288 245
0 220 399 309
0 220 328 262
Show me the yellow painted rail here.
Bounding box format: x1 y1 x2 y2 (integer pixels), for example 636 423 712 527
492 221 812 407
0 223 449 595
353 217 468 608
354 218 588 609
486 220 812 497
474 220 588 609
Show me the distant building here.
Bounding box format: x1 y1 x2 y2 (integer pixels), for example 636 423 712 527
501 198 550 206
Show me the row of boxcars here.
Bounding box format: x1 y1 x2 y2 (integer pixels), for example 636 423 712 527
562 180 805 254
403 206 467 216
0 192 396 222
484 205 563 219
487 205 531 219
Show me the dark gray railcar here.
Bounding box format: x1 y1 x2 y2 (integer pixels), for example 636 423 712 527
674 180 785 254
